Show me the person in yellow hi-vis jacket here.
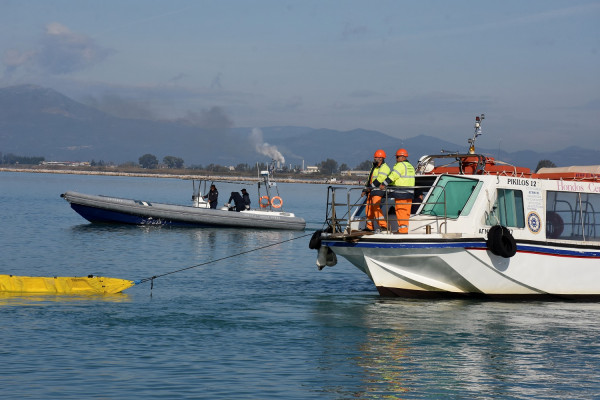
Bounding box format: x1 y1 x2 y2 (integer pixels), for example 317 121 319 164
380 148 415 234
361 149 391 231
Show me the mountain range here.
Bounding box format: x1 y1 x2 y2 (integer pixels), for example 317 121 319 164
1 84 598 171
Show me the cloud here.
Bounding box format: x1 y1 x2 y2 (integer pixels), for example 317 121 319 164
180 106 233 131
210 73 223 89
83 94 157 120
340 92 494 117
2 49 35 69
283 95 302 110
2 22 114 77
36 22 114 74
269 95 303 112
342 23 369 40
2 49 35 78
396 4 600 42
576 98 600 111
168 73 188 83
349 89 380 98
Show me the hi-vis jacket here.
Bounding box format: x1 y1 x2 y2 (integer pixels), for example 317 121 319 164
365 162 391 196
385 161 415 199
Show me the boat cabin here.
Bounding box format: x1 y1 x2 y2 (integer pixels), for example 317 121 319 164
316 114 600 298
324 152 600 245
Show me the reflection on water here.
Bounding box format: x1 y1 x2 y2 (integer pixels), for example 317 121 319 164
355 330 410 397
70 222 172 235
311 297 600 398
0 291 130 306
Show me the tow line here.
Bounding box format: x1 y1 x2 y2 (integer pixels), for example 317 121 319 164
0 232 315 296
135 231 315 294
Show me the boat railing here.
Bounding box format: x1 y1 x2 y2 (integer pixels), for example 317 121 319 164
188 174 288 212
257 173 286 211
324 185 449 235
191 180 211 208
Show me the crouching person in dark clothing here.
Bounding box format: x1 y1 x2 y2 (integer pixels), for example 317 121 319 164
227 192 245 212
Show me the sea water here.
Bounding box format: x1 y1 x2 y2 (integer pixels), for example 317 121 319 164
1 171 599 399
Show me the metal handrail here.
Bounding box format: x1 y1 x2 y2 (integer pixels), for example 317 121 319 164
324 184 449 234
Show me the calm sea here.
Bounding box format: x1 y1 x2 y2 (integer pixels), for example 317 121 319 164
1 171 599 399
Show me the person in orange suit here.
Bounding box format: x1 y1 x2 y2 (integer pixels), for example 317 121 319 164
380 148 415 234
362 149 391 231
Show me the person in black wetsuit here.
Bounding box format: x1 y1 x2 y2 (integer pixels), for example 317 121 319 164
241 188 251 210
227 191 245 211
202 184 218 209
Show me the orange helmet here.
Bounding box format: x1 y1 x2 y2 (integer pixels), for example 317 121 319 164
396 148 408 157
373 149 386 158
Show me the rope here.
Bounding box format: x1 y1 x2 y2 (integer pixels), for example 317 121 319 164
135 231 314 286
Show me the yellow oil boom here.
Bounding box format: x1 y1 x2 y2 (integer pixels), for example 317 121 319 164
0 274 135 295
0 232 314 296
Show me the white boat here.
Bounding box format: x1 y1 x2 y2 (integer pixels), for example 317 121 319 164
62 170 306 231
312 115 600 299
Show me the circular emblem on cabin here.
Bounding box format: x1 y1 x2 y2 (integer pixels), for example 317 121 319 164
527 212 542 234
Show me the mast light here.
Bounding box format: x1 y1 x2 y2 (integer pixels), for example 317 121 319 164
468 114 485 154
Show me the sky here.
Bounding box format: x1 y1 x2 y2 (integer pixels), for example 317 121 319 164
1 0 599 152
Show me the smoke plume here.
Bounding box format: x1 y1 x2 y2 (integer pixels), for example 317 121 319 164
250 128 285 164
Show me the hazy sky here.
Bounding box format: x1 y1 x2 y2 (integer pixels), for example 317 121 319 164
1 0 599 152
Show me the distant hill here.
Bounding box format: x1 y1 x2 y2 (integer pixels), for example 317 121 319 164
1 84 598 170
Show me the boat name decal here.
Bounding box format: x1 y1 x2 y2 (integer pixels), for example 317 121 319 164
507 178 536 187
506 179 600 193
557 181 600 193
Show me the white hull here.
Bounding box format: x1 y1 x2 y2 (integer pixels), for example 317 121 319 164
326 236 600 299
315 118 600 299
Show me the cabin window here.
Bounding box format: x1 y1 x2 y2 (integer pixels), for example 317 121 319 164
546 191 600 241
421 176 480 218
486 189 525 228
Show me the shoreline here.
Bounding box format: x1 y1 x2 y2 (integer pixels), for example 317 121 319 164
0 167 360 185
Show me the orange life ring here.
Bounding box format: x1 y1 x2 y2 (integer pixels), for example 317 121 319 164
270 196 283 209
260 196 270 208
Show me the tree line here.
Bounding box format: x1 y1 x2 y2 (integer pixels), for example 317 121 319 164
0 150 558 175
0 153 45 165
137 155 559 175
136 153 372 174
138 154 184 169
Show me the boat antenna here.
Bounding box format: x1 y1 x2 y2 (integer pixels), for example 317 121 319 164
468 113 485 154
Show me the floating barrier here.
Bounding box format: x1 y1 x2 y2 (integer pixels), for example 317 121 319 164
0 274 135 295
1 232 315 296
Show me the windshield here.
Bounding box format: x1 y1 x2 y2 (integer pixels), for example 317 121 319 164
421 175 480 218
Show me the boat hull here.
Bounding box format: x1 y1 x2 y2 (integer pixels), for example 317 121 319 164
62 191 306 231
323 236 600 300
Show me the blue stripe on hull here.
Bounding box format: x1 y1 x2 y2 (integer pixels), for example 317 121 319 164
70 204 210 227
323 239 600 258
325 241 488 249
